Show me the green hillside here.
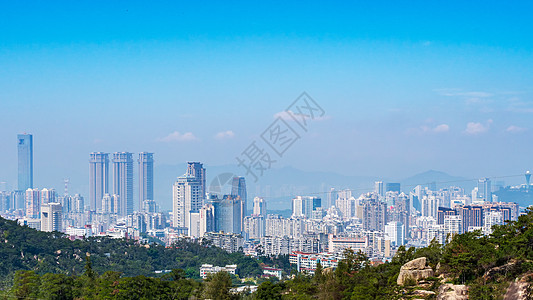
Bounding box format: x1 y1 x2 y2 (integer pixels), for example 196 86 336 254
0 217 262 287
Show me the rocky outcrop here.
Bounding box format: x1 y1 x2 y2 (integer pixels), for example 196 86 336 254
397 257 434 285
503 273 533 300
437 284 468 300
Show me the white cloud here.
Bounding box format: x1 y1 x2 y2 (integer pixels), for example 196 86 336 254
433 124 450 133
215 130 235 140
157 131 198 142
464 120 492 135
506 125 527 133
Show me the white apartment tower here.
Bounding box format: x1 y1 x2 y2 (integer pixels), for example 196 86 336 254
41 202 62 232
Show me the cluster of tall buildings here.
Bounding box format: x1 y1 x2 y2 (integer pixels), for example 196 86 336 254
240 178 523 269
89 152 154 215
172 162 248 239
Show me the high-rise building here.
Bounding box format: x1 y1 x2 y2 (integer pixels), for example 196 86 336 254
17 134 33 191
421 195 440 218
113 152 133 216
13 190 25 210
374 181 384 198
25 188 40 219
327 187 337 209
460 205 484 233
410 185 425 212
336 190 355 220
41 202 62 232
112 194 120 215
143 199 157 213
186 162 206 199
231 176 247 231
101 193 112 213
0 191 11 212
89 152 109 211
477 178 492 202
41 188 57 205
292 196 321 219
253 197 266 217
73 194 84 213
60 195 72 213
209 195 242 234
385 221 405 246
173 174 203 230
437 207 456 225
444 215 462 237
362 195 386 231
199 203 216 236
138 152 154 210
244 215 265 240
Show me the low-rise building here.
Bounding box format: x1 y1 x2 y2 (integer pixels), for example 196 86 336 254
199 264 237 279
289 251 338 274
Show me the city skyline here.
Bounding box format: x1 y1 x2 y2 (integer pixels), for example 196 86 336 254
3 136 532 211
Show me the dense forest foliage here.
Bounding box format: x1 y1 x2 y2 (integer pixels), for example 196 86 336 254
0 217 263 287
5 209 533 299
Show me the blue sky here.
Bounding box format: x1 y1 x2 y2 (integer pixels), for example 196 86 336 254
1 1 533 198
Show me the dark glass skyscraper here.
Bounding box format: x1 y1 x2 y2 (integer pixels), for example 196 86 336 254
113 152 133 216
17 134 33 191
209 194 242 234
89 152 109 211
138 152 154 210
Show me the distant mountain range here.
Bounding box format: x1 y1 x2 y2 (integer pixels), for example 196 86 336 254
155 165 477 210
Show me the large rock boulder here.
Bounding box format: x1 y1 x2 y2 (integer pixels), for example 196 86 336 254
437 284 468 300
397 257 434 285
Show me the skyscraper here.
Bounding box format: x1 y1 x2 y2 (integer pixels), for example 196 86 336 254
231 176 247 231
253 197 266 217
327 187 337 209
89 152 109 211
138 152 154 210
25 188 40 219
113 152 134 216
41 188 57 205
173 174 203 230
292 196 321 219
73 194 84 213
17 134 33 191
477 178 492 202
186 162 206 199
374 181 384 197
209 194 242 234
